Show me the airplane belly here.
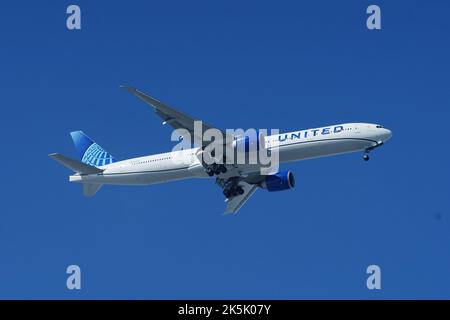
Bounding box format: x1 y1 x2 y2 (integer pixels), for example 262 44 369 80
278 138 373 162
93 163 205 185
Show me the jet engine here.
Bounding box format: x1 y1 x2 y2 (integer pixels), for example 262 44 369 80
261 170 295 192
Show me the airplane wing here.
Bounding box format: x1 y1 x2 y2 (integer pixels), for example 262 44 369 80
224 181 258 215
123 86 261 214
122 86 233 144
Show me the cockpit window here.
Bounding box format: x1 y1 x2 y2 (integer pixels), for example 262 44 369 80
376 125 384 128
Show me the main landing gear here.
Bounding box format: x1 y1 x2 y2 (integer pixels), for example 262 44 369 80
217 177 245 199
201 147 228 176
223 185 244 198
205 164 227 176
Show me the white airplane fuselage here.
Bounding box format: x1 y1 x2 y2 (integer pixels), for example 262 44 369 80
69 123 392 186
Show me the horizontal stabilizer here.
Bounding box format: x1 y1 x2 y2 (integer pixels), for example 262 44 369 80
49 153 104 174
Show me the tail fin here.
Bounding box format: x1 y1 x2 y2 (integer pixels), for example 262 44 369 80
70 131 116 167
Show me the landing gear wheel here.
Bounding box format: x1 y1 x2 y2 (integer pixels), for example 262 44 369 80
236 186 244 195
220 165 227 174
363 154 369 161
206 168 214 176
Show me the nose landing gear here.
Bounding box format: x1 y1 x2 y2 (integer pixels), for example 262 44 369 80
363 140 384 161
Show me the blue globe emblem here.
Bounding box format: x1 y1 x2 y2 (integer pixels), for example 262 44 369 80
81 143 115 167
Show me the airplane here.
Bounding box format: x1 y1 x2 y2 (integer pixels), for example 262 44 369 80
49 87 392 214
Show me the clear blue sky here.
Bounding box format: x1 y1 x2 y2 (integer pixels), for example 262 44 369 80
1 0 449 299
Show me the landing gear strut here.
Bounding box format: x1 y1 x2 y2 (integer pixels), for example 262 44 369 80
363 141 384 162
201 148 228 176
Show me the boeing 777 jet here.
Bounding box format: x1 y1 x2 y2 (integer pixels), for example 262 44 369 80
50 87 392 214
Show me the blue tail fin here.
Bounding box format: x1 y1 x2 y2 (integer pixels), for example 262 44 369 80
70 131 116 167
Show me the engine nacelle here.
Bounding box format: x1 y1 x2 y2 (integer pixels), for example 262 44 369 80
261 170 295 192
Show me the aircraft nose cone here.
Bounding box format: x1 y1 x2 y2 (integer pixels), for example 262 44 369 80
383 129 393 141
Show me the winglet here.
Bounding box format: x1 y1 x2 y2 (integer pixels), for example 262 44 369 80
120 85 136 93
121 86 165 109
